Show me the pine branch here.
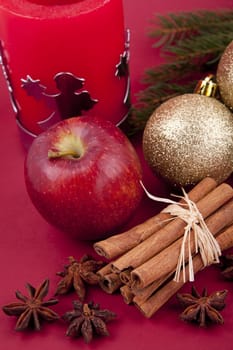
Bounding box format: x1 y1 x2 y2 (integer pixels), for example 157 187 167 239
164 30 233 63
151 10 233 47
128 9 233 134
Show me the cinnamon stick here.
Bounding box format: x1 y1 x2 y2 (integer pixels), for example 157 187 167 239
120 285 134 304
99 272 122 294
111 182 233 273
94 177 217 259
97 263 122 293
135 223 233 318
131 198 233 289
96 263 112 277
132 272 173 306
119 268 133 286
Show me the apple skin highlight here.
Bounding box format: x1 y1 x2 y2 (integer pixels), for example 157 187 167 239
24 116 143 240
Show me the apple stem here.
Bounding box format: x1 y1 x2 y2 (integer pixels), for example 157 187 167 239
48 149 81 159
47 133 85 160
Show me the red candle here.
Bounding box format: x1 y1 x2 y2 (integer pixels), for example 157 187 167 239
0 0 129 147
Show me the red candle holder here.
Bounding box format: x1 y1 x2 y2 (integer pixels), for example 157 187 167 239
0 0 130 148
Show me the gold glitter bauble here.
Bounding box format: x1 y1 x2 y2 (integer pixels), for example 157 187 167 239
143 94 233 187
217 40 233 110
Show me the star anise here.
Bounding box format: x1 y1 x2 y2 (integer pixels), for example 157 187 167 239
2 279 59 331
177 285 227 327
62 300 116 343
219 254 233 280
55 255 105 301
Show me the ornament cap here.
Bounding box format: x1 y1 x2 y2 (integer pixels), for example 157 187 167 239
194 74 218 97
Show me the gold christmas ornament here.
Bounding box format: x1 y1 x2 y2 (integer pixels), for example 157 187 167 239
142 93 233 187
217 39 233 110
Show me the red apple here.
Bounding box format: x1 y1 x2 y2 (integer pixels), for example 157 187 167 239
24 116 143 240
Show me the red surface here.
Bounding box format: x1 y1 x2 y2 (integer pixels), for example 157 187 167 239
1 1 233 349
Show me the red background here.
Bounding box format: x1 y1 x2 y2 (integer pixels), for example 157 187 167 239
0 1 233 349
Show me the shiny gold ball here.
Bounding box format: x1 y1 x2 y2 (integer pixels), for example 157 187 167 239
142 94 233 187
217 40 233 110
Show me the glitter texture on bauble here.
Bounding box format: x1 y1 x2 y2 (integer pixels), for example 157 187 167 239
142 94 233 187
217 39 233 110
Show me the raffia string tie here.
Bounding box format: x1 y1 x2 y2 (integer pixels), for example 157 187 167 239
140 181 221 283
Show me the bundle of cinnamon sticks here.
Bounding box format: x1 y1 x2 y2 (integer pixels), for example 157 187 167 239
94 177 233 318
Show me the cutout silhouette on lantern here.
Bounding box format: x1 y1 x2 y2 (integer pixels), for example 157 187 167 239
21 72 98 130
